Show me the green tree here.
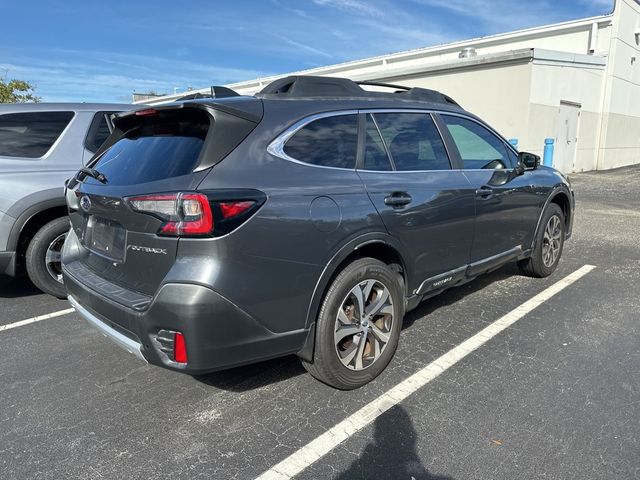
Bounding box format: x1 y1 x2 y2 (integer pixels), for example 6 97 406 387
0 78 41 103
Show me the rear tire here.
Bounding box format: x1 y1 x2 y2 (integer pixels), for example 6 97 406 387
302 258 404 390
518 203 565 278
25 217 69 298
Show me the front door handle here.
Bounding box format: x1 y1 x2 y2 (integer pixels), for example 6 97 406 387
384 192 412 207
476 186 495 199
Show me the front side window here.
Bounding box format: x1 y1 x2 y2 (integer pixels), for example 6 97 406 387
441 115 512 170
283 114 358 169
0 111 74 158
373 113 450 171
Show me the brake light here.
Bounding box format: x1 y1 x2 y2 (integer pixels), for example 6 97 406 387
128 193 213 236
174 332 187 363
219 201 255 219
126 192 261 237
135 108 158 116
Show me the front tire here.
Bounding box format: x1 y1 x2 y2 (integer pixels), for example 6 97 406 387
518 203 565 278
25 217 69 298
302 258 404 390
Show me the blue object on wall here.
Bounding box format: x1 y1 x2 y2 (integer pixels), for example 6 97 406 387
543 138 554 167
508 138 518 149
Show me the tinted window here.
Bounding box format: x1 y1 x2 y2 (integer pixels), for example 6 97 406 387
442 115 512 169
373 113 450 171
507 147 519 167
87 112 209 186
85 112 115 153
0 111 74 158
363 114 392 171
284 114 357 169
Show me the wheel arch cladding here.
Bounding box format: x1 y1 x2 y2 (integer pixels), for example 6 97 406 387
550 191 571 230
15 205 68 268
297 239 408 362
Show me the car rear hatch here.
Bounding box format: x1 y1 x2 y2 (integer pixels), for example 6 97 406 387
64 99 262 299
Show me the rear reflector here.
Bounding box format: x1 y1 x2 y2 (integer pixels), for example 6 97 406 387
174 332 187 363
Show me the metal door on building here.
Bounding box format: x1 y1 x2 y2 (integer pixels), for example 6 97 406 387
554 102 581 173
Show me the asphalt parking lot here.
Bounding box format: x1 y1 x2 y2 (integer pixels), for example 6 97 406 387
1 165 639 480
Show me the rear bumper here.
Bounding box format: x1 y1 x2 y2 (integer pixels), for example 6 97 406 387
68 295 147 363
63 265 308 374
0 251 16 277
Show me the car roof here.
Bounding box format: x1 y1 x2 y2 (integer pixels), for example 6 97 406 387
168 76 468 121
0 102 135 113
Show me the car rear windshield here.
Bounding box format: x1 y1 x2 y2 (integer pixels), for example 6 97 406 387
0 111 75 158
87 110 210 186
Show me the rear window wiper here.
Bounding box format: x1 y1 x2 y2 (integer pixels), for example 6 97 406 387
79 167 108 184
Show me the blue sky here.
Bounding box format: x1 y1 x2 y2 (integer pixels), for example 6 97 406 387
1 0 613 103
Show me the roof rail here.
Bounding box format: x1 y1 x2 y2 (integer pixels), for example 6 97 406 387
258 75 459 107
356 80 410 91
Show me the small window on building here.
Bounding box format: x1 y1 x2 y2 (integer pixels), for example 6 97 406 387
283 114 358 169
363 114 392 171
441 115 512 170
85 112 116 153
373 113 450 171
0 111 75 158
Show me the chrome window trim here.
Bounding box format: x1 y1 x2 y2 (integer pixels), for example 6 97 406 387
267 107 513 173
266 110 359 171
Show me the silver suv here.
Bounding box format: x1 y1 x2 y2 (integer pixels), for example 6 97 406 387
0 102 132 297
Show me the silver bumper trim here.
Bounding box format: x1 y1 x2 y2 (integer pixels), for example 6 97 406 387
68 295 147 363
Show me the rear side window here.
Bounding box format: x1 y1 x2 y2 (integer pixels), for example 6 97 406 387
283 114 357 169
363 114 393 171
87 110 209 186
0 111 74 158
85 112 116 153
373 113 450 171
441 115 512 169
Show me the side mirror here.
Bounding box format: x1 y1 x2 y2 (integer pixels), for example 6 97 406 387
518 152 540 170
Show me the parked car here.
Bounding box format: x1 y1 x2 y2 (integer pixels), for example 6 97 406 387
0 102 132 297
62 76 574 389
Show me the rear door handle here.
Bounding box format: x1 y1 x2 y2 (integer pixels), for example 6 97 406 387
476 186 495 199
384 192 412 207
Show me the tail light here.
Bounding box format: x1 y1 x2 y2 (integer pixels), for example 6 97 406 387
126 191 264 237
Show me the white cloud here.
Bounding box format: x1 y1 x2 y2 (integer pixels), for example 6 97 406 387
312 0 385 17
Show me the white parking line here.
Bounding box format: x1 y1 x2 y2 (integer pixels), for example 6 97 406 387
256 264 597 480
0 308 75 332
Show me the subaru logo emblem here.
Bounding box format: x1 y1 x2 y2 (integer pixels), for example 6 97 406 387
80 195 91 212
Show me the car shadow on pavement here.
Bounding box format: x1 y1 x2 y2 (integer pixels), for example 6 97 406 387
335 404 454 480
0 275 42 299
193 355 306 392
402 263 520 330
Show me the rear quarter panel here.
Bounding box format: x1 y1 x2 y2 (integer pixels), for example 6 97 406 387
186 112 387 334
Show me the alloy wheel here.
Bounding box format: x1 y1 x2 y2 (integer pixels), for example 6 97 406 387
542 214 562 267
45 233 66 284
334 279 394 371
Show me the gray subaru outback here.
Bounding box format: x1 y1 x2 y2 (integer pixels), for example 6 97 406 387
0 102 132 297
62 76 574 389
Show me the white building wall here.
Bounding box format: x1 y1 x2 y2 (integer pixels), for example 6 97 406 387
597 0 640 170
